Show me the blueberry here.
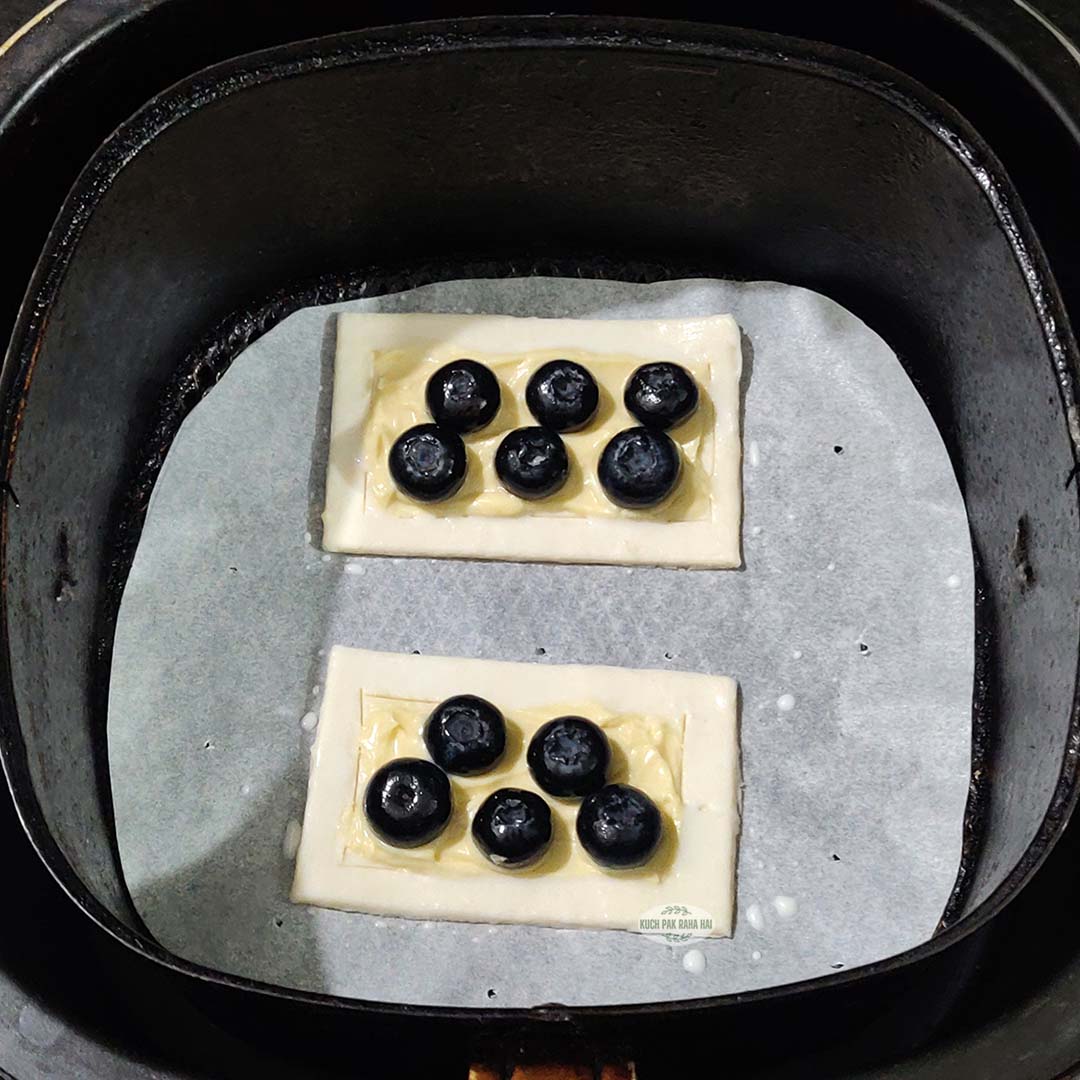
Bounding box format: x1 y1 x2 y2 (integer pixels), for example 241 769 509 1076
424 695 506 776
598 427 681 509
576 783 662 869
495 426 569 499
425 359 501 433
526 360 600 432
471 787 553 868
388 423 467 502
624 362 699 430
364 758 452 848
527 716 609 798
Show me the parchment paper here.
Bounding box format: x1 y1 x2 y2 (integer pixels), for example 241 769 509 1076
108 278 974 1007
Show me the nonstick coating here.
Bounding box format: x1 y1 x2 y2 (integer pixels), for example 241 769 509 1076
0 13 1077 1064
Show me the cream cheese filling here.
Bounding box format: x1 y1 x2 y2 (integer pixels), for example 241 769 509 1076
362 347 713 522
341 693 684 880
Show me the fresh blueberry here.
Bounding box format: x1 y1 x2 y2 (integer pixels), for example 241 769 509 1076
525 360 600 432
388 423 467 502
527 716 609 798
424 695 506 776
425 359 501 433
624 362 699 430
576 783 662 869
598 427 681 508
495 426 569 499
364 757 452 848
471 787 553 868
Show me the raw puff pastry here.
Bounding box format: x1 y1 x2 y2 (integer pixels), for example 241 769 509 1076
322 313 742 567
291 647 740 934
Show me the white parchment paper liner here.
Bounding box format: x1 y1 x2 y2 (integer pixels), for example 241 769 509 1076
109 277 973 1007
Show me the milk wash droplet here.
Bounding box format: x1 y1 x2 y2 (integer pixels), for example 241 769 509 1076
682 949 706 974
300 711 318 732
792 649 803 660
746 903 765 931
321 553 332 563
773 895 798 919
283 820 303 859
751 950 762 962
346 562 365 576
747 441 760 467
946 574 961 589
17 1003 62 1050
751 525 763 536
777 694 796 713
240 781 252 796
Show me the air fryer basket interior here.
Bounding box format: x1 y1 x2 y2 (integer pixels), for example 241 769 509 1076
1 18 1078 1016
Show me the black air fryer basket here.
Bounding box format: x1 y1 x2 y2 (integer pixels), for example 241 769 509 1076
0 6 1078 1077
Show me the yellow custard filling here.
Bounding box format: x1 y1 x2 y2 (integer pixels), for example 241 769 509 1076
361 347 714 521
341 693 684 881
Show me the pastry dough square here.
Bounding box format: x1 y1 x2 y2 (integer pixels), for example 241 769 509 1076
322 313 742 567
291 647 740 935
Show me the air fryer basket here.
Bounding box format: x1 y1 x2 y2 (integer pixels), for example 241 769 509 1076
0 13 1077 1064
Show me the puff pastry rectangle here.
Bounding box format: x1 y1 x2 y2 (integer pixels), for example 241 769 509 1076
322 313 742 567
291 647 740 934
